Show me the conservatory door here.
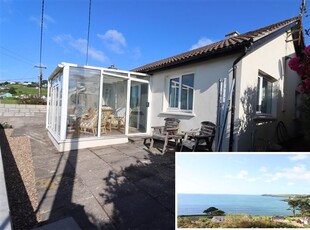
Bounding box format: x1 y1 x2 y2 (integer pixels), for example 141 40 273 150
129 81 148 134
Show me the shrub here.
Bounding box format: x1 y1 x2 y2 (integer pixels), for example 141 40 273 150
8 87 17 94
0 122 13 129
203 206 225 216
19 96 46 105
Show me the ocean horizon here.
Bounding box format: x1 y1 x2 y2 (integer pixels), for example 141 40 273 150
177 194 292 216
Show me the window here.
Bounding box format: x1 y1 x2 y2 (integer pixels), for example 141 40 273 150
168 74 194 111
256 75 273 114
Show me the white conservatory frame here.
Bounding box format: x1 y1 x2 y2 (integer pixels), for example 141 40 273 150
46 63 150 151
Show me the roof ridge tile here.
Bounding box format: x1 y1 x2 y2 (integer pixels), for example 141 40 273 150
132 16 300 73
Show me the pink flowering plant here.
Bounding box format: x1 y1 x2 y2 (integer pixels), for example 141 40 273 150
288 45 310 134
288 45 310 95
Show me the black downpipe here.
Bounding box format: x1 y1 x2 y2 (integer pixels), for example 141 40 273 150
228 47 248 151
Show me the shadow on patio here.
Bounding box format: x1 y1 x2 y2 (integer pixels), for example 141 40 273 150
99 149 175 229
2 117 176 229
0 125 38 230
34 142 175 229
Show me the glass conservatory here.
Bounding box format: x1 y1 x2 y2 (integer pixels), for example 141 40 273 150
46 63 150 151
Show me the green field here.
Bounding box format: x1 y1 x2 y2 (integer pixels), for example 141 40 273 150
0 84 47 96
0 84 47 104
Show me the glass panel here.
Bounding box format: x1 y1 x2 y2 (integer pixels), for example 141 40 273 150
66 67 100 139
56 75 62 137
169 77 179 108
47 82 52 129
257 76 272 114
261 78 272 114
181 74 194 110
130 73 149 81
101 75 127 136
129 82 148 134
256 77 261 112
48 71 63 138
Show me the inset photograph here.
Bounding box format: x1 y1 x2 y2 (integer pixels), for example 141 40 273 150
176 153 310 228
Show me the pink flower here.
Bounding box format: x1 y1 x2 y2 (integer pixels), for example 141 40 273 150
288 57 301 71
301 79 310 95
297 64 306 77
304 45 310 57
304 78 310 89
298 84 305 94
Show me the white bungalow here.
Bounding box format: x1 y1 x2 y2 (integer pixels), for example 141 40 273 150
133 16 304 151
47 17 304 151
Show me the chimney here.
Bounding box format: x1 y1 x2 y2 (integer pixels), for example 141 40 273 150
225 31 240 39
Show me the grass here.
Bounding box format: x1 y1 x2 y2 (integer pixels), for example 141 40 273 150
0 84 47 104
0 84 47 96
0 98 19 104
177 214 304 228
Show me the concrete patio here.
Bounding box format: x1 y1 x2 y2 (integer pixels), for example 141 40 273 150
4 116 175 229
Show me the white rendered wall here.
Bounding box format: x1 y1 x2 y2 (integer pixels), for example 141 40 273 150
149 54 239 151
235 30 301 151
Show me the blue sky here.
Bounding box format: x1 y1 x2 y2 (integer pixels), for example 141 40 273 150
1 0 310 82
177 153 310 195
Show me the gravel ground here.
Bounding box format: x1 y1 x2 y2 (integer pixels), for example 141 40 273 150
0 128 40 230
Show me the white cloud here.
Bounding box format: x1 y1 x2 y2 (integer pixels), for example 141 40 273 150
289 154 309 161
53 34 107 63
98 29 127 54
263 164 310 183
224 170 262 183
131 47 141 60
44 14 55 24
53 34 71 43
190 37 214 50
30 14 55 28
287 182 295 186
224 170 248 180
236 170 248 179
248 177 257 182
259 166 267 173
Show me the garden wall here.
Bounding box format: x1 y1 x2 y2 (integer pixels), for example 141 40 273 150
0 104 46 117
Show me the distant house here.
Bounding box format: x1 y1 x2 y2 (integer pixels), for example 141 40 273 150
0 93 12 98
189 217 199 223
301 217 310 225
133 16 304 151
272 216 288 222
211 216 225 222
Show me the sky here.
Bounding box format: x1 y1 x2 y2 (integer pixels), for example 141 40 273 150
1 0 310 83
176 153 310 195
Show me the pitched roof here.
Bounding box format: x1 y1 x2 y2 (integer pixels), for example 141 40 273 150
132 17 301 73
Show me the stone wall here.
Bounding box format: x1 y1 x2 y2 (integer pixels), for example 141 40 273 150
0 104 46 117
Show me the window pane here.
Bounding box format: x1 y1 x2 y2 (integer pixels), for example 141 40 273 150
257 76 272 114
67 67 100 139
256 77 261 112
261 78 272 114
169 78 179 108
181 74 194 110
102 75 127 135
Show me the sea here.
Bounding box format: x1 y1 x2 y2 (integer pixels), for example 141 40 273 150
177 194 292 216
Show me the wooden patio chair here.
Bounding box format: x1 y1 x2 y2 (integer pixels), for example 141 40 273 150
149 118 180 153
79 108 99 135
102 108 113 132
180 121 216 152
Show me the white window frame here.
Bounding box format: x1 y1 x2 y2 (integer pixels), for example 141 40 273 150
167 73 194 113
256 74 275 115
